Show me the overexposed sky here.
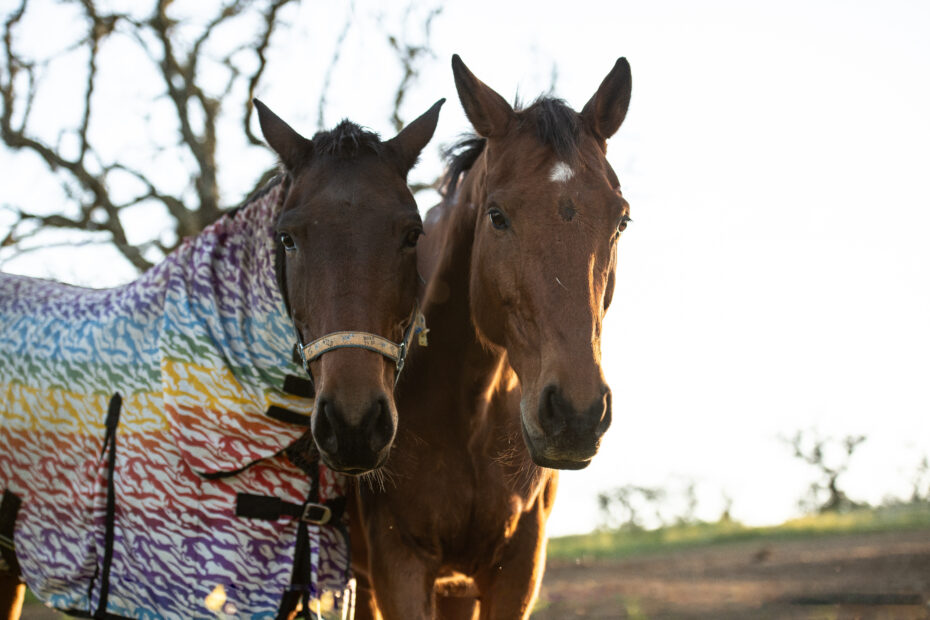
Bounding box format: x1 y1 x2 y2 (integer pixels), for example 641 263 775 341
2 0 928 536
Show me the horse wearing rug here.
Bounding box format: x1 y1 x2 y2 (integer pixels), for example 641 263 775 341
352 56 632 619
0 98 443 619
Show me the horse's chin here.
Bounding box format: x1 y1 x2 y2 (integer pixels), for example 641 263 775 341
530 453 593 470
318 451 388 476
520 416 599 471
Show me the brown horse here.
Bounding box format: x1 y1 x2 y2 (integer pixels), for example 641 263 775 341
352 55 632 619
0 99 443 619
257 98 444 474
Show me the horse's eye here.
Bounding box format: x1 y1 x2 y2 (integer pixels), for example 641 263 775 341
403 227 424 249
488 207 509 230
615 215 632 236
279 232 297 252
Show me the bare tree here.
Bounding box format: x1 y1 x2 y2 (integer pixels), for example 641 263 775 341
0 0 441 275
784 429 867 514
909 456 929 504
597 484 668 531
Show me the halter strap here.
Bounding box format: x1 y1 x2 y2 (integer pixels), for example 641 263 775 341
294 305 428 384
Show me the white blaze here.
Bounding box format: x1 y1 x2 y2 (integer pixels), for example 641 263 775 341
548 161 574 183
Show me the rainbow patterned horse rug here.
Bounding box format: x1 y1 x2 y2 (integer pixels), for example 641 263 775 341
0 180 351 619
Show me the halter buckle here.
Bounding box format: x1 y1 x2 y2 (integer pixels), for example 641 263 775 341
396 341 408 374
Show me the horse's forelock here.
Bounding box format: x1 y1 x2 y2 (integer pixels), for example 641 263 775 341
311 121 383 159
518 97 582 164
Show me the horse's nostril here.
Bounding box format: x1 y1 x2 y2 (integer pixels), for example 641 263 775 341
538 384 566 435
596 388 612 435
313 398 339 455
366 397 395 453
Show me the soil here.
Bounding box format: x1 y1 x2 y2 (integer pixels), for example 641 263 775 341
533 529 930 619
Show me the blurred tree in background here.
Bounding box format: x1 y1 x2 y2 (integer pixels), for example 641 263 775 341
0 0 441 274
784 429 867 514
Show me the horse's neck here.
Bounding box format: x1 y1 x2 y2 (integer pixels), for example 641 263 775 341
408 184 549 501
169 179 293 378
192 180 286 324
416 172 510 423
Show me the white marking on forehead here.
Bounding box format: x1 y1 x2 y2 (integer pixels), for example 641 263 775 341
548 161 574 184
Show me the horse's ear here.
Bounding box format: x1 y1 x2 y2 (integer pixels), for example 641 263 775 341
451 54 514 138
254 99 312 171
581 58 632 143
386 98 445 176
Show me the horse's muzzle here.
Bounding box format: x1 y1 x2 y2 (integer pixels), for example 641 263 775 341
311 394 396 474
522 384 612 469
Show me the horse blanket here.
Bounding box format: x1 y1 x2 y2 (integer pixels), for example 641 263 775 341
0 180 350 619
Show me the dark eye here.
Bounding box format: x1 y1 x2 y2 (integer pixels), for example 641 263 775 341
488 207 509 230
615 215 632 237
279 232 297 253
403 227 424 249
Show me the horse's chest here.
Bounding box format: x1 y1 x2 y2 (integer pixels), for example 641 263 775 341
431 456 541 565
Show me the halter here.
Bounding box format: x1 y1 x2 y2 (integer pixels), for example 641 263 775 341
292 304 428 388
274 233 428 394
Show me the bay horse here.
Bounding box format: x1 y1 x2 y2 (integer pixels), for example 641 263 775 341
352 55 632 618
0 98 443 619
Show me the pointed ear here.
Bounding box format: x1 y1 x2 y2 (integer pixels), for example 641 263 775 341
581 58 632 143
254 99 312 171
385 98 445 175
451 54 515 138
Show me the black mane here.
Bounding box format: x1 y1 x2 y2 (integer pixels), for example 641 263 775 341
312 120 383 158
441 97 583 197
442 135 486 197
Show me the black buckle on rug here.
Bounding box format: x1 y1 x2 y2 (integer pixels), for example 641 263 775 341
300 502 331 525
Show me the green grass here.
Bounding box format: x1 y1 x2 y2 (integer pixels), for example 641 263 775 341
547 503 930 561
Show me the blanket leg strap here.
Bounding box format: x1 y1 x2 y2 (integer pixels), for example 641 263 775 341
0 490 22 576
93 393 122 619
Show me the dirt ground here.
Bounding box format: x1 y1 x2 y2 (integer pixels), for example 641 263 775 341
20 529 930 619
533 529 930 619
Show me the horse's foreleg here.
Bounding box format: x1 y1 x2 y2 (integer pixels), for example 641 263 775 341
474 502 550 620
364 519 438 620
436 595 478 620
0 575 25 620
368 544 437 619
351 570 381 620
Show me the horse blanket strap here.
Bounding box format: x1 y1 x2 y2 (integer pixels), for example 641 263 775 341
93 393 122 619
0 178 350 618
283 374 315 399
236 494 346 526
266 404 312 427
0 490 22 576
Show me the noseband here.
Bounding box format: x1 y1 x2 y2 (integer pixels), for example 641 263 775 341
293 305 427 388
274 234 427 395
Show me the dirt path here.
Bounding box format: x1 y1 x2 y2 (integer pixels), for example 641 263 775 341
534 529 930 619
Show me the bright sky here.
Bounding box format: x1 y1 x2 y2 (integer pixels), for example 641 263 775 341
2 0 929 537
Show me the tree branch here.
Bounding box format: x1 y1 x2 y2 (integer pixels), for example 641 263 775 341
243 0 298 146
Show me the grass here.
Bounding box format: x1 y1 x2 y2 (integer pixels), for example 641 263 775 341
547 502 930 561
